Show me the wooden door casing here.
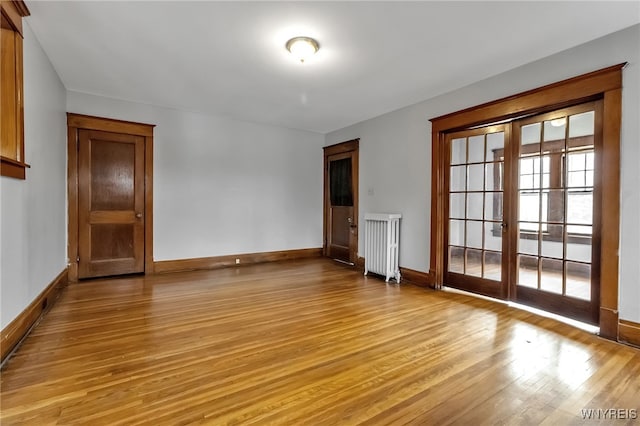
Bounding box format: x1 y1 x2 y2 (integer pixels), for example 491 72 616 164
78 130 145 278
68 113 155 282
323 140 359 265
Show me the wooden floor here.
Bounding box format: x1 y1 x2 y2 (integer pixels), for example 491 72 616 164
1 258 639 425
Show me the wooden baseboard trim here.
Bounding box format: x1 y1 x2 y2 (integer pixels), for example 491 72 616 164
1 268 68 363
154 248 323 274
357 256 434 288
400 267 435 288
618 319 640 348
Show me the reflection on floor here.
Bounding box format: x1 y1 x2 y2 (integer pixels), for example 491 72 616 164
1 258 638 424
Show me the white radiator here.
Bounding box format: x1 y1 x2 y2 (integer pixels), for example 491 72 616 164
364 213 401 283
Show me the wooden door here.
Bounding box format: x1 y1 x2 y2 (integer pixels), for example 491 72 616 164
509 102 601 324
324 140 359 265
444 125 511 299
78 129 145 278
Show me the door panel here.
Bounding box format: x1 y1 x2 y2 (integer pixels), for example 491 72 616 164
444 125 509 299
78 129 145 278
511 102 601 324
329 206 352 261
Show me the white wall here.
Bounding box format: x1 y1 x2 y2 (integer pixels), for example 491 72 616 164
326 25 640 322
0 22 67 329
66 92 325 261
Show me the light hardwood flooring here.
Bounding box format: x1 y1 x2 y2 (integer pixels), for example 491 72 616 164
1 258 639 425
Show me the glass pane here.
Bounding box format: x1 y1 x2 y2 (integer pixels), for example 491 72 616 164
449 193 465 219
567 224 593 235
518 255 538 288
567 171 584 188
448 246 464 273
540 258 563 294
541 156 551 189
451 138 467 165
466 249 482 277
519 191 549 222
486 132 504 162
484 192 503 221
585 151 594 169
566 235 592 263
544 118 566 141
468 135 485 164
566 262 591 301
520 174 533 190
519 221 539 233
450 165 466 192
449 220 465 246
518 222 539 255
568 152 585 172
329 158 353 206
484 251 502 281
585 170 594 187
466 220 483 249
567 192 593 225
467 164 484 191
541 225 563 259
466 193 483 220
485 162 503 191
521 123 541 145
520 157 533 175
547 190 564 223
569 111 594 138
484 222 502 251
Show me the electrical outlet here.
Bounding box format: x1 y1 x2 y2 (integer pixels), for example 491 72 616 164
235 258 240 264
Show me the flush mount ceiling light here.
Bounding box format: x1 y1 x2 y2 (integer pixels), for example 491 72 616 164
286 36 319 63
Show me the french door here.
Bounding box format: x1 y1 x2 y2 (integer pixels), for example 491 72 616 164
445 101 602 324
445 125 510 299
510 102 601 324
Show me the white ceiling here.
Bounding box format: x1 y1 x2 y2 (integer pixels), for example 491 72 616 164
26 1 640 134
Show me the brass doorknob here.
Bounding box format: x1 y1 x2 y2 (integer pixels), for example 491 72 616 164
136 213 143 218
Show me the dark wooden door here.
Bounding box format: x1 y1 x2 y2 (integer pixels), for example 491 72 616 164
324 140 359 265
444 124 511 299
78 129 145 278
509 101 601 324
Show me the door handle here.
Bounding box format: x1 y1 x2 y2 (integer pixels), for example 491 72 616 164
136 213 143 219
501 222 507 232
